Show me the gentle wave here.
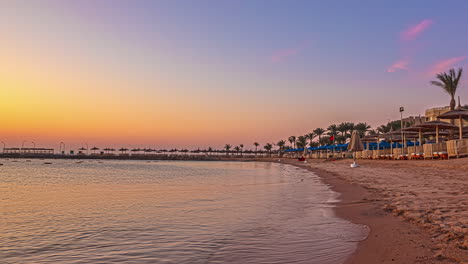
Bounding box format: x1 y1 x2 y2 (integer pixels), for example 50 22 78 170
0 160 368 263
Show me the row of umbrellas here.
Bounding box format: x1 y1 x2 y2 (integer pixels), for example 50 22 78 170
362 103 468 144
286 103 467 154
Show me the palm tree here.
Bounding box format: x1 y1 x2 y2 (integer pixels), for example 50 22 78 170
207 147 213 156
430 67 463 111
264 143 273 157
305 132 316 146
234 146 240 156
224 144 232 156
239 144 244 157
296 136 308 148
309 141 319 148
355 122 371 137
337 122 347 137
334 135 346 144
288 136 297 149
253 142 259 157
346 122 356 137
368 129 379 136
327 124 338 144
276 140 286 157
313 128 325 145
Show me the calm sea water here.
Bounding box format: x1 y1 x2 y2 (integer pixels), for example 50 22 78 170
0 160 368 264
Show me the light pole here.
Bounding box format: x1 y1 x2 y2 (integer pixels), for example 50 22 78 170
60 142 65 154
400 107 405 156
31 141 36 154
84 143 89 155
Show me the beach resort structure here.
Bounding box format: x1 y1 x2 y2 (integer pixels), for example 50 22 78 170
425 106 468 126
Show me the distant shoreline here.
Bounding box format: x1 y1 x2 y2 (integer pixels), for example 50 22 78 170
0 153 268 162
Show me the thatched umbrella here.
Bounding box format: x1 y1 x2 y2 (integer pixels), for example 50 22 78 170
119 148 128 154
361 135 378 150
418 120 458 143
383 130 418 154
91 146 99 154
403 125 431 145
348 131 364 167
437 99 468 140
131 148 140 155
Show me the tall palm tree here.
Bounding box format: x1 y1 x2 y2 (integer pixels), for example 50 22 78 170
288 136 297 149
264 143 273 157
346 122 355 137
239 144 244 157
296 136 308 148
276 140 286 157
253 142 259 156
208 147 213 156
337 122 347 137
305 132 316 146
313 128 325 145
224 144 232 156
335 135 347 144
234 146 240 156
430 67 463 111
327 124 338 144
355 122 371 137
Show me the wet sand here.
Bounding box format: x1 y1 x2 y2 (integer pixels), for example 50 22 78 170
279 158 467 264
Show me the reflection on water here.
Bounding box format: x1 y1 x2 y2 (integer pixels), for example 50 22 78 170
0 160 368 263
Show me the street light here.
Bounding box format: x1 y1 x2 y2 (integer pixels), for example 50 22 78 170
60 142 65 154
400 107 405 154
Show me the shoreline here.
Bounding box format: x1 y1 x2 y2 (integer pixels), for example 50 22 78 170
2 156 466 262
278 159 467 264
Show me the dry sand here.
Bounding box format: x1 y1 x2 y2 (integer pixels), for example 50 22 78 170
279 158 467 264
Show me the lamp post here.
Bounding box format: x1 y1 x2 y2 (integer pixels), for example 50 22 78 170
60 142 65 154
400 107 405 156
84 143 89 155
31 141 36 154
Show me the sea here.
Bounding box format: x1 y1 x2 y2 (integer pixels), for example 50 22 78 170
0 159 368 264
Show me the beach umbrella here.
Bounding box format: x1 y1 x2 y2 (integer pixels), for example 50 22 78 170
436 99 468 140
119 148 128 154
361 135 378 150
403 125 431 145
90 146 99 154
418 120 458 143
348 131 364 167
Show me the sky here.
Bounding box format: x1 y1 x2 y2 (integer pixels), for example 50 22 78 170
1 0 468 150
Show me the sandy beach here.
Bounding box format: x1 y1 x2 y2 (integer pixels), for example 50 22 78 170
279 158 467 263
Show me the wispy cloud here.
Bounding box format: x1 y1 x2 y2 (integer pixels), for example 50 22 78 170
388 19 432 73
387 59 409 72
270 41 310 63
428 56 468 75
401 19 433 41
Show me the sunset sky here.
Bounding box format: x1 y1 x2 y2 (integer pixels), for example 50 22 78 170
1 1 468 149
